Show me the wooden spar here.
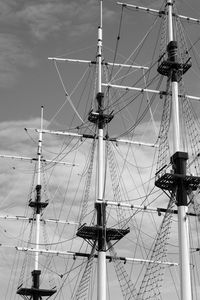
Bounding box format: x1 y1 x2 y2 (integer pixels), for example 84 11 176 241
14 246 178 266
95 200 198 217
31 129 158 148
0 154 77 166
0 215 78 225
117 2 200 25
48 57 149 70
102 83 200 102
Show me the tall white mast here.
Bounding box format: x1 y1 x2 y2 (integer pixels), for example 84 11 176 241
104 1 197 299
97 1 106 299
34 105 43 270
167 0 181 153
167 1 192 299
17 106 56 298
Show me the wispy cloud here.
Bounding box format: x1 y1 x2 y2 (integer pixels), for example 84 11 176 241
0 0 115 87
138 0 164 8
16 1 99 40
0 0 115 40
16 2 68 40
0 34 35 88
0 118 86 211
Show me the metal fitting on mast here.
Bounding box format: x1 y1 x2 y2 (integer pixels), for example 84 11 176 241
88 93 113 128
157 40 191 80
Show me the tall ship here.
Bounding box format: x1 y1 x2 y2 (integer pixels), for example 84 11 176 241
1 0 200 299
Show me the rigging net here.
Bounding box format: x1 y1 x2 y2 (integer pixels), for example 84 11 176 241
137 192 176 300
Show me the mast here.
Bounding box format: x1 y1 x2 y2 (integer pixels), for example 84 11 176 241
109 1 200 298
78 1 107 298
167 0 181 153
34 105 43 271
96 1 106 299
167 1 191 299
77 1 128 298
17 106 56 299
155 1 195 299
118 1 197 298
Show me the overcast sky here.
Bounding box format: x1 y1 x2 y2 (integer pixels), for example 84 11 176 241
0 0 200 299
0 0 199 123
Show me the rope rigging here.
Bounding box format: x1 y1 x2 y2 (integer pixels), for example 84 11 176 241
137 191 176 300
79 139 96 225
5 1 200 300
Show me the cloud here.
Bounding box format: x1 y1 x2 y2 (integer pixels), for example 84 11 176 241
0 119 41 212
138 0 164 9
0 1 13 16
0 118 87 215
0 0 116 88
0 34 35 88
1 116 198 299
0 0 115 40
16 2 67 40
69 23 94 38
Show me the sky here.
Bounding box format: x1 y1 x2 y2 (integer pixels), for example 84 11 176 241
1 0 200 299
0 0 199 123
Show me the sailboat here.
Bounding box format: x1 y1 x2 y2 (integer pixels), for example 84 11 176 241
1 0 200 299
